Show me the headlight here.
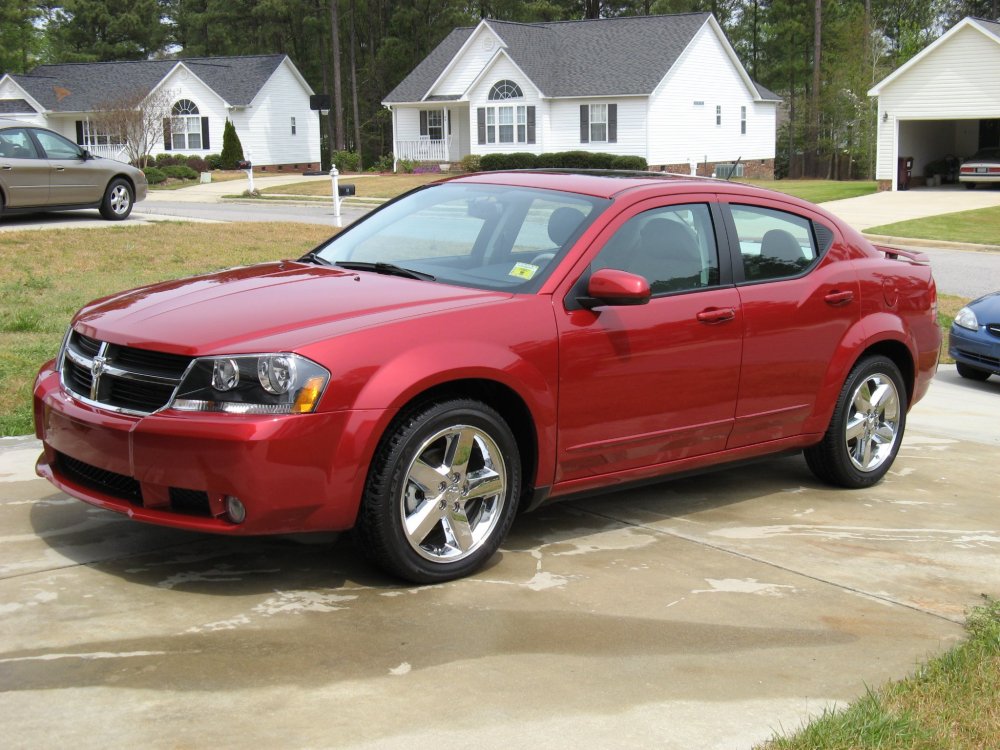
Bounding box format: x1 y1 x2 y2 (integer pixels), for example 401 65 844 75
171 353 330 414
954 306 979 331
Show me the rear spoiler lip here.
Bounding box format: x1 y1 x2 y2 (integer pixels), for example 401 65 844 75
874 244 931 265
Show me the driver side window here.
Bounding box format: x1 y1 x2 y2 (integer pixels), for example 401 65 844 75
32 129 83 160
593 204 720 295
0 128 41 159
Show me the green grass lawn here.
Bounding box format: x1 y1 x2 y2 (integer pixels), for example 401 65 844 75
865 205 1000 246
0 222 334 436
741 179 879 204
759 597 1000 749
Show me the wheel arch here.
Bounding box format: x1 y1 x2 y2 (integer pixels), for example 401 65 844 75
377 378 540 513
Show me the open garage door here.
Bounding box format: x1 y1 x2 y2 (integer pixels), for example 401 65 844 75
898 118 1000 188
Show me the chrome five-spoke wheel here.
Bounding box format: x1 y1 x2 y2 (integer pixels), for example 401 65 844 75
805 355 908 488
844 372 901 472
100 178 134 220
401 424 507 563
357 399 521 583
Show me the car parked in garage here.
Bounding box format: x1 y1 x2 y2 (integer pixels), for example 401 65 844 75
959 147 1000 189
0 117 146 220
33 170 941 583
949 292 1000 381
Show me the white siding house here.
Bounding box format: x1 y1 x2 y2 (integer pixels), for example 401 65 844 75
383 13 779 176
869 17 1000 190
0 55 320 170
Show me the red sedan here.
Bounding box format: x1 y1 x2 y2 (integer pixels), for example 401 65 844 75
33 171 941 582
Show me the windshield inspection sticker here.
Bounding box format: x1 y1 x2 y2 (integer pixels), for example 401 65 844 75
509 262 539 280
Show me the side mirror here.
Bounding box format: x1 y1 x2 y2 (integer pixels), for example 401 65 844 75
578 268 651 309
81 149 92 161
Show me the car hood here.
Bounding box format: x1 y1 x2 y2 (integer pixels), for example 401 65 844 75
73 261 511 355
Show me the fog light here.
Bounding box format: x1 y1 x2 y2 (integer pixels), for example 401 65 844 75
225 495 246 524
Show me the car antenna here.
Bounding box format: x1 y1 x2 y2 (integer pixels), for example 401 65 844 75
727 156 742 181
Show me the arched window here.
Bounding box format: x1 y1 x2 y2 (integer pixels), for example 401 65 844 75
488 80 523 101
171 99 203 150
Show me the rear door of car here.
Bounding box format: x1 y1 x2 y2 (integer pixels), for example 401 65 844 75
552 194 743 487
0 127 49 207
718 195 860 448
31 128 105 205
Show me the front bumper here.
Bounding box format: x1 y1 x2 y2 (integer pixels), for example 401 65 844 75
949 326 1000 376
33 362 385 535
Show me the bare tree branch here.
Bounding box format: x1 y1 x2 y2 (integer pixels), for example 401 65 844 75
91 87 176 168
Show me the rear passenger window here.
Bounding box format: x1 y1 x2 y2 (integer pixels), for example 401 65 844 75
730 205 818 282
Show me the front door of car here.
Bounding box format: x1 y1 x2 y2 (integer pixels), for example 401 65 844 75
32 129 104 205
554 199 742 488
0 127 48 207
719 198 860 448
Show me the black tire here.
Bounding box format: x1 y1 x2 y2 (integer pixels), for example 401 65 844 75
964 182 976 190
805 355 907 488
99 178 134 220
355 399 521 583
956 361 991 381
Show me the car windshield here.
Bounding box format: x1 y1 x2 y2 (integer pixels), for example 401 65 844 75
310 182 609 292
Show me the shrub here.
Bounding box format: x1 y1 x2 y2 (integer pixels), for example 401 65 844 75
162 165 199 180
155 153 180 167
143 166 166 184
205 153 224 170
398 159 416 174
330 150 361 172
459 154 481 173
185 156 208 173
480 152 538 171
368 153 395 173
611 155 648 171
220 119 245 170
412 164 441 174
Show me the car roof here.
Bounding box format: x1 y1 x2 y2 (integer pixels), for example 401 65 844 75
448 169 822 209
0 117 38 130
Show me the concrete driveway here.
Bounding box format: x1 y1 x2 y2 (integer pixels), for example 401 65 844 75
2 365 998 749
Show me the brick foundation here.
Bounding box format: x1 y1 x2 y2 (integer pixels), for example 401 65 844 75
654 159 775 180
877 180 893 191
256 162 321 173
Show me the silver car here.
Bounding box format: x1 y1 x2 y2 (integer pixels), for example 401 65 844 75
0 117 147 221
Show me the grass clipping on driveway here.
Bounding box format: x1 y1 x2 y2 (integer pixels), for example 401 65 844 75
0 222 334 436
760 596 1000 750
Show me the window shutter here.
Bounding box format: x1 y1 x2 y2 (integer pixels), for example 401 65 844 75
75 121 84 145
419 110 428 137
477 107 486 145
526 106 536 144
201 117 210 150
163 118 172 151
608 104 617 143
579 105 589 143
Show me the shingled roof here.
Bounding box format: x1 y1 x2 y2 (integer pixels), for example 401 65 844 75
8 55 289 113
385 13 771 103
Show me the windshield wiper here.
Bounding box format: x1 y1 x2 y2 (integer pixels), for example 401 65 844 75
298 250 332 266
334 261 435 281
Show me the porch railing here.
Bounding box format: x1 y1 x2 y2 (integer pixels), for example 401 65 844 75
85 144 129 163
396 137 452 163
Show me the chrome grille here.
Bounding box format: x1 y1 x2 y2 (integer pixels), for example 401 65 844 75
61 330 193 415
987 324 1000 339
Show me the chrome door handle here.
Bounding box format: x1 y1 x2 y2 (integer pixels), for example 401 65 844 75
1 165 11 171
54 166 66 172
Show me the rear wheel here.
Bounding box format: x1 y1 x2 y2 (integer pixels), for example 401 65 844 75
355 399 521 583
956 361 991 381
99 178 133 220
805 356 907 488
964 182 976 190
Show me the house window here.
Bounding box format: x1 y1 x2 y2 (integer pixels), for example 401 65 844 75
488 80 523 101
741 106 746 135
477 105 535 145
291 117 296 135
716 105 722 127
171 99 202 149
589 104 608 142
81 121 124 146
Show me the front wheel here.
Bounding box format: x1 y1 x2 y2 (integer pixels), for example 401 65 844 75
99 178 134 220
355 399 521 583
805 356 907 488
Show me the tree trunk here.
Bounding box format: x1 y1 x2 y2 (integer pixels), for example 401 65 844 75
811 0 822 178
350 0 362 164
330 0 345 151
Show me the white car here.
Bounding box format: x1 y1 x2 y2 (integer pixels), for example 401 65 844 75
959 147 1000 189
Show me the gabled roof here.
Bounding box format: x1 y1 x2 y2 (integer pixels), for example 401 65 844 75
8 55 290 113
386 12 757 103
869 17 1000 95
0 98 37 114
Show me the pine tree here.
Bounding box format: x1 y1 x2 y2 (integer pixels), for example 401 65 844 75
220 119 245 170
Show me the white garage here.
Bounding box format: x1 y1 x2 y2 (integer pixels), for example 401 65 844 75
869 16 1000 191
